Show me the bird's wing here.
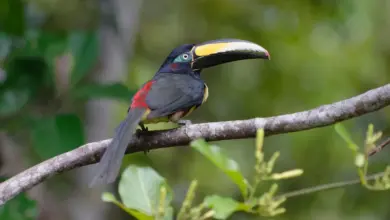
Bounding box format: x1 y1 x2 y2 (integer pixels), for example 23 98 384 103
145 74 205 117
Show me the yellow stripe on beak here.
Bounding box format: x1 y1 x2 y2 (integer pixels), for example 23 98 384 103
194 43 230 56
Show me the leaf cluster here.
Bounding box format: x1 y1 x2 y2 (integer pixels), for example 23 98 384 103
103 129 303 219
0 30 134 161
335 123 390 190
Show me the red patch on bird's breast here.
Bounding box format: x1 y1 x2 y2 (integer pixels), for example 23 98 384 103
130 80 155 109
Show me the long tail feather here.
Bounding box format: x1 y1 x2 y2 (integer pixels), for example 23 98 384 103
89 108 146 187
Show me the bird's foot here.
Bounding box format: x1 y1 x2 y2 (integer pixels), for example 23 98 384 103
136 123 150 154
178 120 192 126
139 123 148 131
143 148 150 155
136 128 148 138
136 123 149 137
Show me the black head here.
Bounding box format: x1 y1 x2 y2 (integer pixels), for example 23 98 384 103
158 44 196 74
157 39 270 75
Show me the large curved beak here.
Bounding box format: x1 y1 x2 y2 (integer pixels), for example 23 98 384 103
191 39 270 70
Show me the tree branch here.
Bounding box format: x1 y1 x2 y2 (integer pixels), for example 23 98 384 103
0 84 390 205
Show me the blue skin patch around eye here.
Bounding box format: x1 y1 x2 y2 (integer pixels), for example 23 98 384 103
173 53 192 63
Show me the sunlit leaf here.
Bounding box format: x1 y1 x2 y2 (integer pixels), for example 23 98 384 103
102 192 153 220
334 123 359 151
204 195 249 219
72 83 133 101
256 129 264 153
31 114 84 159
191 139 249 198
354 153 366 168
118 164 173 216
0 193 37 220
271 169 304 180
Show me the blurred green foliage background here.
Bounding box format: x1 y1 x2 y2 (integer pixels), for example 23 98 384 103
1 0 390 219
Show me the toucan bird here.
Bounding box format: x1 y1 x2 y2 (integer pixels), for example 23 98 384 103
89 39 270 186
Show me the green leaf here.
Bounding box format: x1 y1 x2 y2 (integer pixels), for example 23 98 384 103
354 153 366 168
191 139 249 198
256 129 264 153
68 31 99 85
118 164 173 216
204 195 249 219
102 192 153 220
0 56 48 117
0 0 25 36
38 32 68 73
31 114 84 159
163 206 174 220
0 193 37 220
4 56 47 86
38 32 68 57
72 83 134 101
334 123 359 151
0 32 12 59
0 87 30 116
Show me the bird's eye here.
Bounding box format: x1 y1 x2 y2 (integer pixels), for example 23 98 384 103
173 53 192 63
182 54 189 60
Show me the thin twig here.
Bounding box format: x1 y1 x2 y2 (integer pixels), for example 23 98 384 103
276 172 385 199
368 137 390 156
277 136 390 199
0 84 389 205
